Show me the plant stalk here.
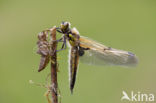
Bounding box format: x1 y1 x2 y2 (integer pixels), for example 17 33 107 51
50 26 58 103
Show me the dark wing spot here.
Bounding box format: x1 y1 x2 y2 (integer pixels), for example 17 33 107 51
78 47 90 56
78 49 84 56
84 48 90 50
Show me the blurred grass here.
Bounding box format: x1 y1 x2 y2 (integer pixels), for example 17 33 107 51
0 0 156 103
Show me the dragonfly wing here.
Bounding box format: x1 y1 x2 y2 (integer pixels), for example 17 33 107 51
69 46 79 93
79 36 138 67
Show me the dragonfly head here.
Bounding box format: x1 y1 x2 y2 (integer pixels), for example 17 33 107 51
60 21 71 33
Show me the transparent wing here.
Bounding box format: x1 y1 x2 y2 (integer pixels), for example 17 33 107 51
79 36 138 67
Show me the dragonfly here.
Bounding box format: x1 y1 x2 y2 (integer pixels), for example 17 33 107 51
55 22 138 93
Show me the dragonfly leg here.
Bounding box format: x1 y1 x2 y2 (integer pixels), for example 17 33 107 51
56 27 63 34
56 36 67 52
50 36 67 56
51 36 64 43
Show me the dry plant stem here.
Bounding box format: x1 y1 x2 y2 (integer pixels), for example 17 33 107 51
50 26 58 103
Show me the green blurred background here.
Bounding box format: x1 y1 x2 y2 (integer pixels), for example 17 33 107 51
0 0 156 103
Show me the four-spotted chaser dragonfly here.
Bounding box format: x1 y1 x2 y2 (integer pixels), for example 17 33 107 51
56 22 138 93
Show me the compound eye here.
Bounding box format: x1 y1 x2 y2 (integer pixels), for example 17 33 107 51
60 22 69 32
61 21 68 26
64 22 69 27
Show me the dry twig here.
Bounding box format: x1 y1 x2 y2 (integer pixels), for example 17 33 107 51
50 27 58 103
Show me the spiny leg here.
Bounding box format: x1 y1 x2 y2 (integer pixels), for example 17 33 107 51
52 27 67 52
55 27 67 52
56 27 63 34
50 35 65 56
56 36 67 52
60 36 67 50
